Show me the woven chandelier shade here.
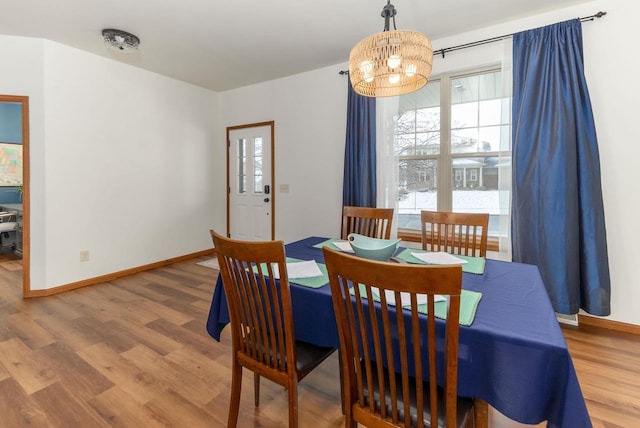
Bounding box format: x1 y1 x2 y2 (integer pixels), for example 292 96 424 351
349 29 433 98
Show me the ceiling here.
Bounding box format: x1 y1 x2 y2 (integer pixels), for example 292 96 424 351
0 0 592 92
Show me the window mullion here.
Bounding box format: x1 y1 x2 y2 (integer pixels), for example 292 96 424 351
438 74 452 211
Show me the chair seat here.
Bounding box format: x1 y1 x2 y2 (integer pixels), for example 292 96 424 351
0 222 17 233
361 360 474 428
294 340 335 379
241 333 335 380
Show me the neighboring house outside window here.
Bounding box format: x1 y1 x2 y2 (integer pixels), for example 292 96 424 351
393 67 511 240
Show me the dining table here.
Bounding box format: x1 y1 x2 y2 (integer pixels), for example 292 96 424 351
206 236 591 428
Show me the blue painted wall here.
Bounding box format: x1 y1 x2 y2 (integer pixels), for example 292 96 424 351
0 102 22 144
0 187 21 203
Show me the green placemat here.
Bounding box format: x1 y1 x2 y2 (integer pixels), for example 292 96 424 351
254 258 329 289
395 248 486 275
350 285 482 326
313 238 348 250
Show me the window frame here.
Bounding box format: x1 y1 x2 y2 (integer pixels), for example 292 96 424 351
395 64 508 250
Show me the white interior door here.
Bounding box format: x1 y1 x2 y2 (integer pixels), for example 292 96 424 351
228 124 273 240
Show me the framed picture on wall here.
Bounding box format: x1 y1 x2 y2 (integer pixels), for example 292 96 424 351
0 142 22 186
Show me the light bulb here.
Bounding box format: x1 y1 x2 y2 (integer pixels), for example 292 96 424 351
387 55 401 69
365 76 374 83
389 74 400 84
405 64 417 77
360 60 373 74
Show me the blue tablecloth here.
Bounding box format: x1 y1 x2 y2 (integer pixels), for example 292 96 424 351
206 236 591 428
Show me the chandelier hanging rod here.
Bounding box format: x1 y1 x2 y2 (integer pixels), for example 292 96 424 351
381 0 397 31
340 10 606 75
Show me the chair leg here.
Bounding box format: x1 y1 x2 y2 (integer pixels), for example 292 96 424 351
254 372 260 406
338 349 345 415
288 383 298 428
473 398 489 428
228 361 242 428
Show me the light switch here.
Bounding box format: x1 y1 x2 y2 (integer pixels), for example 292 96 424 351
279 184 290 193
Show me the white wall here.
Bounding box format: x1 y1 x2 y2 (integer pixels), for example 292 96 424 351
1 36 223 290
219 65 348 243
581 0 640 325
218 0 640 326
0 35 47 288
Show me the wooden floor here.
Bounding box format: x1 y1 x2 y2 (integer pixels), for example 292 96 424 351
0 257 638 427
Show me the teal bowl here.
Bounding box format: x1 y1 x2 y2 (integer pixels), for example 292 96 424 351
347 233 401 262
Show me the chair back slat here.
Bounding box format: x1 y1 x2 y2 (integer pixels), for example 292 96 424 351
324 247 463 428
421 211 490 257
342 206 394 240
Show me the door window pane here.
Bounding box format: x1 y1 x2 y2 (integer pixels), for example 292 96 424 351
253 137 263 193
237 139 246 194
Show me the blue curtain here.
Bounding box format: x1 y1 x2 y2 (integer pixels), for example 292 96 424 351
343 79 377 207
512 19 610 316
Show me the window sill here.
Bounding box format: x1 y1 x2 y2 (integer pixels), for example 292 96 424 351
397 228 500 252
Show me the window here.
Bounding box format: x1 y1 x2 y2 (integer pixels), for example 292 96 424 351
237 138 246 194
394 67 511 236
253 137 263 193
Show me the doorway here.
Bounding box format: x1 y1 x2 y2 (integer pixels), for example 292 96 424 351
0 94 29 296
226 121 274 240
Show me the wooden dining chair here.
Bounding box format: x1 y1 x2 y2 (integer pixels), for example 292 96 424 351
420 211 490 257
210 230 336 428
323 247 474 428
342 206 394 240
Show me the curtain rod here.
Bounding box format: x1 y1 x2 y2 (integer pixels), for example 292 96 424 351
434 11 605 58
339 11 606 74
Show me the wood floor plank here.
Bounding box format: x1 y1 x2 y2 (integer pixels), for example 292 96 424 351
189 298 214 312
31 381 110 428
77 342 163 406
73 315 141 353
139 271 200 294
164 345 235 391
105 317 183 356
136 299 194 326
57 286 123 323
7 311 57 350
144 388 225 428
0 378 50 427
145 318 218 358
37 341 114 400
111 279 171 304
120 344 220 407
0 354 11 382
0 338 60 395
34 310 105 352
0 313 19 342
20 294 85 323
90 386 174 428
79 285 163 325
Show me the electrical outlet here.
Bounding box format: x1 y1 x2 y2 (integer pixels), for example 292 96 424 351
80 250 90 262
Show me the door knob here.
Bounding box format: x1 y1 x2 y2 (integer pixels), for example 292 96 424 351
264 198 270 202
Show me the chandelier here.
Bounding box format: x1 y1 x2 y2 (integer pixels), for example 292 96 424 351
102 29 140 53
348 1 433 97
